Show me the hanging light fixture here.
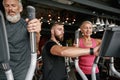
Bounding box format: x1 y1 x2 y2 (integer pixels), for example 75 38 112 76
105 19 109 26
104 19 109 29
96 17 101 25
109 21 115 27
100 18 105 26
91 18 95 27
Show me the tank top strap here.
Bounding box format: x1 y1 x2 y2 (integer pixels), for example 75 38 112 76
79 38 84 48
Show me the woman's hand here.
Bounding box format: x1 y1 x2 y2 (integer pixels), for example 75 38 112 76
94 45 101 56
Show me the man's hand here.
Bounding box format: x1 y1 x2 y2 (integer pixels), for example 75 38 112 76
26 18 42 34
26 18 42 53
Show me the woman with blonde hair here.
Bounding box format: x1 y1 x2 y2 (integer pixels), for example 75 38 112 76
75 21 101 80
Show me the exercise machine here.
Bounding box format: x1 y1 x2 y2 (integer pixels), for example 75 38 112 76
0 5 37 80
74 28 88 80
0 10 14 80
92 26 120 80
25 6 37 80
74 26 120 80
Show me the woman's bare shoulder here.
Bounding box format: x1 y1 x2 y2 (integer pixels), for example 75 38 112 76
94 38 102 45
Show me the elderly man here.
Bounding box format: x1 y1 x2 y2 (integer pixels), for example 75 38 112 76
0 0 42 80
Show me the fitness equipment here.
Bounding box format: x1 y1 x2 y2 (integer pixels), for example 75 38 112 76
92 27 120 80
74 29 88 80
25 6 37 80
0 10 14 80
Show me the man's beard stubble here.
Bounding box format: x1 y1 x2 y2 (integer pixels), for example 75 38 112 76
5 13 21 23
55 35 64 42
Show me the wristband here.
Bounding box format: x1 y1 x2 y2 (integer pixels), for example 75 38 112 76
90 48 94 55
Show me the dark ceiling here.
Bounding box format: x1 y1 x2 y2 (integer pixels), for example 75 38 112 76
25 0 120 35
27 0 120 21
0 0 120 37
1 0 120 26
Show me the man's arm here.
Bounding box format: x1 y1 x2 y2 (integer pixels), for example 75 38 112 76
36 32 41 52
50 45 100 57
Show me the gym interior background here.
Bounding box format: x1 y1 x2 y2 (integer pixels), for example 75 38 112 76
1 0 120 80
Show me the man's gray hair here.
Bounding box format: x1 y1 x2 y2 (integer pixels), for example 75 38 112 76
3 0 23 8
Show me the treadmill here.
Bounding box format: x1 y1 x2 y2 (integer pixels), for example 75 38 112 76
0 10 14 80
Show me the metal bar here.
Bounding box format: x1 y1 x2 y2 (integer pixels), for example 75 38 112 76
109 57 120 78
74 29 88 80
0 10 14 80
71 0 120 14
91 56 100 80
25 6 37 80
29 0 94 15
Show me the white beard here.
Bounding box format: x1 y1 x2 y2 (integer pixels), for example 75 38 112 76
6 13 21 23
